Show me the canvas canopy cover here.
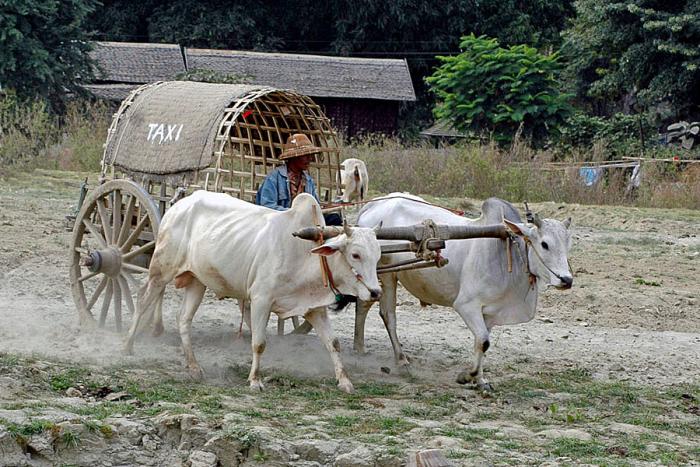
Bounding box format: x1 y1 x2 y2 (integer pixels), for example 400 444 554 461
104 81 270 175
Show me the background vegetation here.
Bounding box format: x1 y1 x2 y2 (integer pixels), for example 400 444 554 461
1 0 699 208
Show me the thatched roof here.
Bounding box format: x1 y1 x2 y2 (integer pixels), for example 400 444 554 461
420 120 467 138
82 84 140 101
185 48 416 101
91 41 186 83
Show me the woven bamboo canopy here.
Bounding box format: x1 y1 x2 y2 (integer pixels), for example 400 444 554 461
102 81 342 204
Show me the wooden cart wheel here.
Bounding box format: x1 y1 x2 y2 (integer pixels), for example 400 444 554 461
69 179 161 331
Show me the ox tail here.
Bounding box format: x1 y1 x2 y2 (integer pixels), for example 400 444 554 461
134 277 166 335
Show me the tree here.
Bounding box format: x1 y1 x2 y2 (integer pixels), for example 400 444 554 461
0 0 97 106
86 0 575 132
561 0 700 118
427 34 572 145
147 0 284 50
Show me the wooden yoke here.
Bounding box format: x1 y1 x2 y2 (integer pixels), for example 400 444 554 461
293 220 508 275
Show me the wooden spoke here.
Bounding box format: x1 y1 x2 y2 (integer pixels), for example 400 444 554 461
122 262 149 274
99 280 113 327
71 179 161 331
82 218 107 249
113 280 123 332
95 198 112 245
112 190 122 246
122 271 139 289
121 214 150 252
86 276 109 312
78 270 100 283
117 195 136 247
118 276 135 316
123 241 156 261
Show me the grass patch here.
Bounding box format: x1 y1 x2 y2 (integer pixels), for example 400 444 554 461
331 415 359 427
328 415 416 436
196 395 223 416
400 404 435 418
223 426 261 450
49 367 94 392
635 277 662 287
354 381 399 397
2 418 56 437
439 426 496 442
0 353 21 367
547 438 606 458
72 402 136 419
59 430 81 449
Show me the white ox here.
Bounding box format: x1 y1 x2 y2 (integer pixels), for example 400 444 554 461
338 158 369 203
124 191 382 393
355 194 573 390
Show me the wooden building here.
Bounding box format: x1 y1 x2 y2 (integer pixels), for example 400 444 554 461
85 41 416 137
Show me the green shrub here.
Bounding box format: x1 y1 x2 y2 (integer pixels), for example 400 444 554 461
427 34 572 147
556 112 658 159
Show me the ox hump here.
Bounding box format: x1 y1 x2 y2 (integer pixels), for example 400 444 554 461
289 193 324 225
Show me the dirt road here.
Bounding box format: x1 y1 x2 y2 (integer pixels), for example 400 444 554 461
0 170 698 466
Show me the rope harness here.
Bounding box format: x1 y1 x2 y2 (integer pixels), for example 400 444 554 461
312 207 374 301
506 201 573 289
319 244 375 301
507 233 573 290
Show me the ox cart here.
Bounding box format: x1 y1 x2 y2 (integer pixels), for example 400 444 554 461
67 81 507 332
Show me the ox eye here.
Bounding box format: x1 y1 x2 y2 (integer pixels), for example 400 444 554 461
352 253 361 260
541 241 549 250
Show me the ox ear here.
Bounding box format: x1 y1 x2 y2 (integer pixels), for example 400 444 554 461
504 219 533 238
310 236 345 256
563 217 572 229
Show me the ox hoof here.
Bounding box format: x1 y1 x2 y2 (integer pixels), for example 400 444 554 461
122 344 134 356
151 323 164 338
80 315 98 330
455 370 472 385
338 380 354 394
477 381 494 392
187 365 205 381
352 346 368 355
249 380 265 392
397 354 411 367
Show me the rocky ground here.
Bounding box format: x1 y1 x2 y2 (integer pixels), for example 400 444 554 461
0 170 698 466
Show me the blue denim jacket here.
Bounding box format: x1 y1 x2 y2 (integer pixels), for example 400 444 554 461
255 165 319 210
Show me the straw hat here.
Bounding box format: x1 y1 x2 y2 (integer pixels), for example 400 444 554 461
280 133 320 160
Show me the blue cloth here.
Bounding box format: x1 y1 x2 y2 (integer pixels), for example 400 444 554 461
255 165 319 210
579 167 603 187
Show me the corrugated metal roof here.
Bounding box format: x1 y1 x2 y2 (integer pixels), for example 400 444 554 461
91 41 186 83
185 48 416 101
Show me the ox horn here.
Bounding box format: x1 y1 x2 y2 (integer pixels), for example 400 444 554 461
532 213 543 228
343 219 353 237
293 226 344 241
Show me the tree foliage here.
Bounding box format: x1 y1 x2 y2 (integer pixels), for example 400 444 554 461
88 0 575 130
0 0 97 106
562 0 700 118
427 34 572 145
